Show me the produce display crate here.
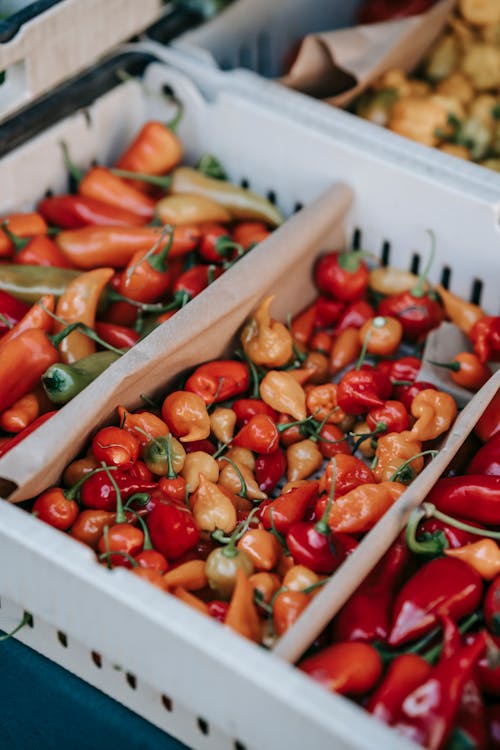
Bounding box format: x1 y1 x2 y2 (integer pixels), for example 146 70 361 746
161 0 500 189
0 46 500 750
0 0 199 122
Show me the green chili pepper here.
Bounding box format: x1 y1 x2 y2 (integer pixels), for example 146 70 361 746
42 351 120 405
0 265 80 304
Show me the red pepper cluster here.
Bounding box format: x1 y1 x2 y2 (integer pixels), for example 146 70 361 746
300 391 500 750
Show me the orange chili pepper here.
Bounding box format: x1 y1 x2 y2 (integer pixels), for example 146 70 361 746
163 560 208 590
290 302 317 348
79 167 155 221
225 568 262 642
310 330 333 355
445 539 500 580
359 315 403 356
374 431 424 483
0 294 54 352
241 296 293 368
232 221 270 250
0 328 60 412
277 413 303 446
260 370 306 421
327 482 405 533
6 230 74 269
0 387 50 433
306 383 345 424
303 352 329 384
55 267 114 363
282 565 320 592
248 572 281 605
410 389 457 442
56 225 200 270
329 327 362 376
236 528 281 571
63 455 99 487
428 352 491 391
299 642 383 696
115 121 183 178
161 391 210 443
273 589 310 636
219 457 266 501
117 407 169 452
319 453 375 497
118 228 175 303
0 212 47 258
172 586 209 616
436 285 484 335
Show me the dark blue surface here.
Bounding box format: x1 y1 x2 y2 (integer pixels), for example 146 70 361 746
0 636 189 750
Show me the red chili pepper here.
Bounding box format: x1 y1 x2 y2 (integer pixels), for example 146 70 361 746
426 475 500 525
314 296 345 328
0 290 30 337
38 195 147 229
232 414 280 454
134 548 168 573
147 499 200 560
115 121 183 177
232 221 270 250
333 300 375 334
316 423 350 459
467 432 500 477
207 600 229 622
184 360 250 405
259 482 319 535
118 229 175 304
318 454 375 500
475 389 500 443
366 400 409 433
475 634 500 697
337 367 392 414
168 264 223 309
392 380 437 411
485 576 500 636
94 322 139 349
314 251 369 303
332 536 410 643
367 654 431 725
388 557 483 647
255 449 287 493
470 316 500 363
79 466 156 511
0 411 56 457
299 642 383 696
392 630 487 750
198 223 238 264
232 398 277 425
290 303 317 347
158 475 187 503
183 439 216 455
92 426 139 468
377 355 422 384
98 523 144 568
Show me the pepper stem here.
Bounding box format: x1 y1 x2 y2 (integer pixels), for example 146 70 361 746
2 222 28 252
165 433 176 480
389 450 438 483
125 508 153 550
423 502 500 541
110 168 172 190
60 141 85 185
315 457 337 536
101 462 126 524
411 229 436 299
64 464 117 501
350 422 386 453
276 413 316 434
219 456 247 498
125 225 174 277
356 329 372 371
212 507 260 554
98 550 139 568
0 611 33 642
421 612 483 664
405 505 448 556
426 358 461 372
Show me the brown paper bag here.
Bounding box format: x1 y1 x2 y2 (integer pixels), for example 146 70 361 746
280 0 455 106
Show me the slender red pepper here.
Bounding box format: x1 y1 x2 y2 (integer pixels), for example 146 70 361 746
94 322 139 349
184 361 250 405
314 296 345 328
299 642 383 696
470 316 500 363
314 251 369 302
475 389 500 443
232 398 277 425
332 536 410 643
388 557 483 646
426 475 500 525
0 290 30 337
259 482 319 535
467 432 500 477
147 499 200 560
38 195 147 229
367 654 431 725
255 449 287 493
0 411 56 456
118 228 175 304
337 367 392 414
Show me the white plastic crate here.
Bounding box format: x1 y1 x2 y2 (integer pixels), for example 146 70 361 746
165 0 500 190
0 0 169 121
0 50 500 750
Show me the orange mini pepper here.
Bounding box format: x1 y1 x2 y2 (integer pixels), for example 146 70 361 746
273 589 310 636
410 389 457 442
0 212 47 258
329 327 362 376
115 121 183 177
79 166 155 221
327 482 406 534
163 560 208 590
172 586 209 616
117 406 169 452
118 228 175 304
374 431 423 483
300 642 383 695
359 315 403 356
306 383 345 424
210 407 237 444
236 528 281 571
445 539 500 580
0 294 54 353
436 285 484 335
290 302 317 348
0 388 50 433
162 391 210 443
182 451 219 492
241 296 293 368
0 328 60 412
286 439 323 482
225 568 262 642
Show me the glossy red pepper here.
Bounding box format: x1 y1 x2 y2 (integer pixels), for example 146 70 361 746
232 398 277 426
38 195 147 229
184 361 250 405
255 449 287 493
232 414 280 454
426 475 500 525
332 536 410 643
388 557 483 647
147 499 200 560
377 355 422 384
94 322 139 349
79 465 156 511
417 516 482 551
314 251 369 303
485 576 500 636
314 296 345 328
475 634 500 697
207 600 229 623
392 380 437 411
337 367 392 414
0 290 30 338
169 264 223 309
333 300 375 334
367 654 431 726
470 316 500 363
259 482 319 535
467 432 500 477
366 400 409 433
198 223 238 264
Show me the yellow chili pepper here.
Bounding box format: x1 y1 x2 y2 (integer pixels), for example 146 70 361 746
190 474 237 534
241 296 293 368
156 194 232 225
445 539 500 580
181 451 219 492
436 285 484 335
260 370 307 421
410 389 457 442
286 439 323 482
353 421 377 458
374 431 423 484
327 482 406 533
55 267 114 363
210 407 236 444
223 447 255 471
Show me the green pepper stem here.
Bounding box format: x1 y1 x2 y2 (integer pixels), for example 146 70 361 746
0 611 32 642
405 505 448 556
110 168 172 190
277 413 316 434
316 457 337 536
125 508 153 551
303 577 330 595
268 509 290 555
426 358 461 372
101 462 126 524
48 320 124 355
165 433 176 480
64 464 117 501
125 225 174 278
124 492 151 510
195 153 227 180
422 503 500 541
411 229 436 298
60 141 85 185
0 313 14 329
389 450 438 483
421 612 483 665
338 250 373 273
391 380 414 386
2 222 28 252
356 328 372 371
213 506 260 555
219 456 247 498
98 550 140 568
350 422 386 454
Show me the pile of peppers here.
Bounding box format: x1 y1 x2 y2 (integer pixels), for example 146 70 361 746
0 116 282 454
28 239 500 654
299 387 500 750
